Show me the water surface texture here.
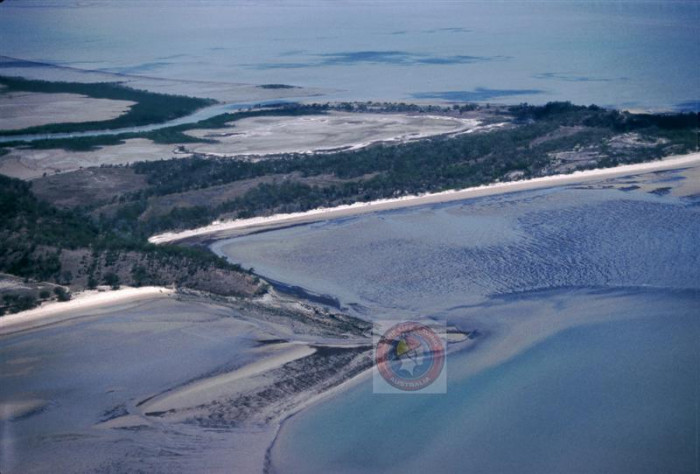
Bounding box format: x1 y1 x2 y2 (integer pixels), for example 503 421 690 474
0 298 270 473
1 1 698 109
216 178 700 473
216 185 700 319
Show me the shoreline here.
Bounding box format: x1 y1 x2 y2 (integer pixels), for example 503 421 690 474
0 286 174 335
262 366 373 474
149 151 700 245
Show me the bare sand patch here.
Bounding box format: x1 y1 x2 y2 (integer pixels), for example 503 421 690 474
0 91 135 131
139 343 316 415
0 399 47 421
185 112 481 156
0 138 188 180
1 112 484 180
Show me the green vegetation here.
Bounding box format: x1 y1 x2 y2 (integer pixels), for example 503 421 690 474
0 99 697 314
510 102 699 131
0 174 263 313
54 287 71 302
0 75 214 136
2 293 38 314
95 102 695 234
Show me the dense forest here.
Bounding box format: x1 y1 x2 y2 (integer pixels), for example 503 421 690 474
0 175 264 314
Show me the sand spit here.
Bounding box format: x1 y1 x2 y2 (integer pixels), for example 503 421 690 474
140 343 317 414
0 286 174 335
150 152 700 244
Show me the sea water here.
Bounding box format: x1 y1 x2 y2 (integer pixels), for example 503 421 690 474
1 0 698 110
272 291 699 473
215 179 700 473
216 185 700 319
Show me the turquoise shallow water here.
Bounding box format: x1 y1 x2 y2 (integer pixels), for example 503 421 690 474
272 290 700 473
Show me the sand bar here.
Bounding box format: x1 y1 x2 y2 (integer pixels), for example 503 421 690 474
0 286 174 335
149 152 700 244
140 343 316 414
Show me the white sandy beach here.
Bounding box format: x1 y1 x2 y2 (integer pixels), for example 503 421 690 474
0 286 174 335
150 151 700 244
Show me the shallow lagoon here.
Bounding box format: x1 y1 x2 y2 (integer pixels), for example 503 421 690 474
215 184 700 319
216 178 700 473
272 290 699 473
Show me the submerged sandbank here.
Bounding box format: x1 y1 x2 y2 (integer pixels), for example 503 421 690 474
149 152 700 244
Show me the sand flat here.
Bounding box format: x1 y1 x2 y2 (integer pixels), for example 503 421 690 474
185 112 481 156
0 138 188 180
0 112 482 180
0 91 136 131
139 343 316 414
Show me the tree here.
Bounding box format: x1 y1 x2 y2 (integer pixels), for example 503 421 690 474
131 265 149 287
103 272 120 290
54 287 71 302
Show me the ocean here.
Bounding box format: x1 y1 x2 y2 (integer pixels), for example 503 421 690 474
1 0 698 110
